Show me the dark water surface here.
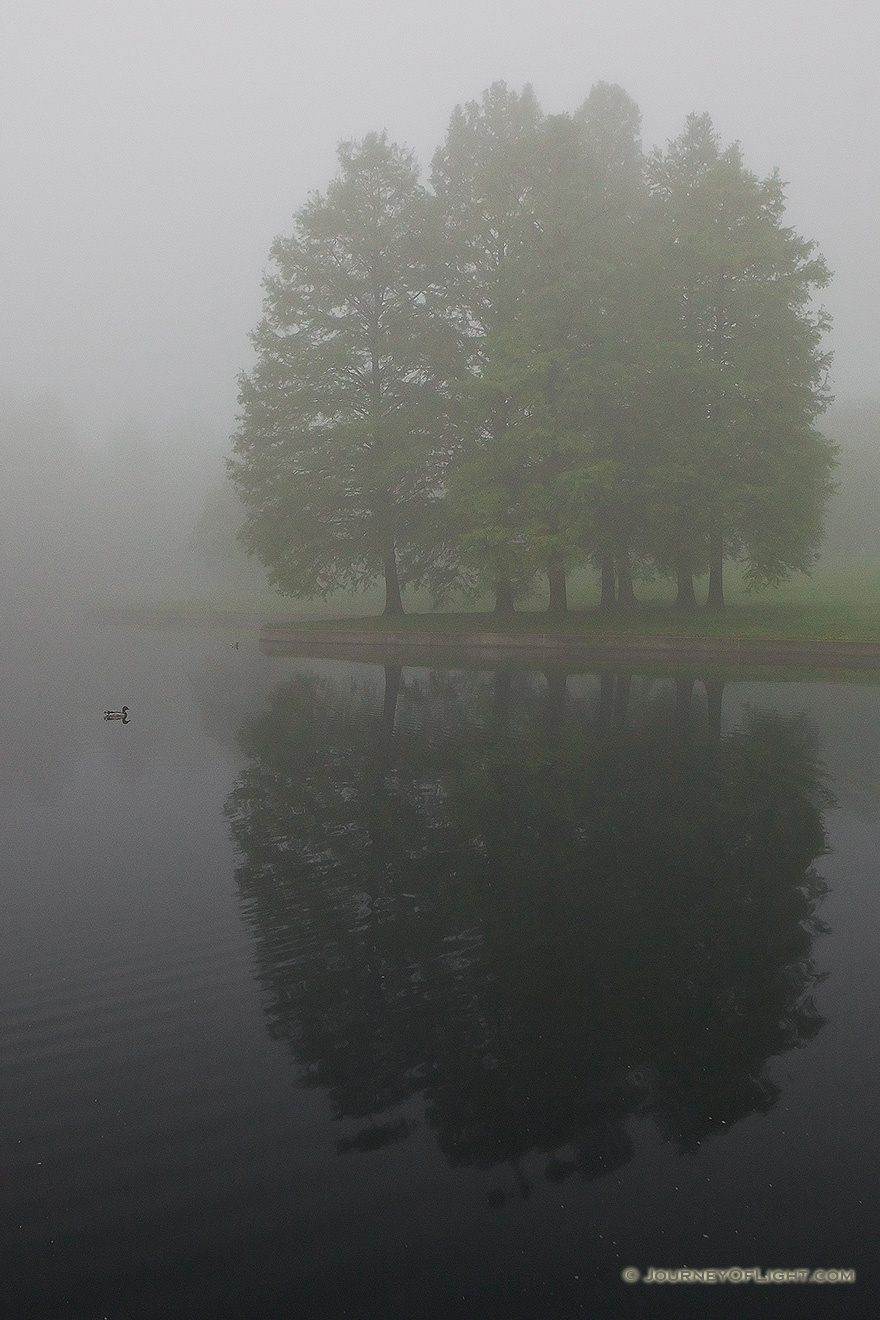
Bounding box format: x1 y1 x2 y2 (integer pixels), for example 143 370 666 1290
2 619 878 1318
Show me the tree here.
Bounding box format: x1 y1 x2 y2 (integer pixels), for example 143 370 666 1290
571 83 656 609
230 133 460 615
446 85 661 616
435 84 647 615
0 397 88 606
431 83 546 613
646 115 835 608
478 109 607 617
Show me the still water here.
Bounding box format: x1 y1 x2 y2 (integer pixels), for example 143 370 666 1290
2 619 878 1318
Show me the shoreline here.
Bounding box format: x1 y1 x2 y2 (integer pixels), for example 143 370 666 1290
259 625 880 670
88 606 880 671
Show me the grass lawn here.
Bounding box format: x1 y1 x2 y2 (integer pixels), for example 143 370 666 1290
95 557 880 644
269 559 880 644
275 604 880 643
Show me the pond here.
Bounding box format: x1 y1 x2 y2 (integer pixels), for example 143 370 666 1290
1 618 877 1318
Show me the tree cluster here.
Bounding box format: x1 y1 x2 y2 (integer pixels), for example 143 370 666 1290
230 82 835 614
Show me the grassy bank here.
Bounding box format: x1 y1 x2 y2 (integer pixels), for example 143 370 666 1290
91 556 880 643
270 603 880 644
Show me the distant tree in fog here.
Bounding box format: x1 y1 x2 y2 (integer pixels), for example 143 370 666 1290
645 114 836 608
821 402 880 556
87 419 181 593
0 397 90 605
192 477 272 595
230 133 462 616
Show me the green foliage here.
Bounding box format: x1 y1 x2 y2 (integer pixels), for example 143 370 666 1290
230 133 461 613
434 83 658 603
645 115 836 595
230 87 836 617
430 83 548 602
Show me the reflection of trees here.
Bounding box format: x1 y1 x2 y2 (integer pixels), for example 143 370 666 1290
225 665 832 1189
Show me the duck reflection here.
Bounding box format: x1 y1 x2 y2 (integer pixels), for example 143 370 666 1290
225 666 832 1187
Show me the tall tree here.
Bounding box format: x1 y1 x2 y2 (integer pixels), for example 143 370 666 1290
487 86 659 614
431 83 546 613
436 84 650 615
571 83 655 609
489 110 609 617
646 115 835 608
230 133 459 615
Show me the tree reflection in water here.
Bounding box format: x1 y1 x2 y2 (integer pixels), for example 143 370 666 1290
224 665 832 1195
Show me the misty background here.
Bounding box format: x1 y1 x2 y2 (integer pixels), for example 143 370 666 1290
2 0 879 610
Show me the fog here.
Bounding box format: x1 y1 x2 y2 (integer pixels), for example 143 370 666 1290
1 0 879 607
0 396 270 610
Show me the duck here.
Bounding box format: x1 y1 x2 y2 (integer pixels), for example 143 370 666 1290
104 706 130 722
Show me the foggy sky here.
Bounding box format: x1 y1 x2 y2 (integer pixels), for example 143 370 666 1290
2 0 877 443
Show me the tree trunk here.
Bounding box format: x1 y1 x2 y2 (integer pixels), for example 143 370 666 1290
547 553 567 614
675 554 697 610
616 555 636 607
706 531 725 610
494 578 515 614
383 546 404 616
600 554 616 609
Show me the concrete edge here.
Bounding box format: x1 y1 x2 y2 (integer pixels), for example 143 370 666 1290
258 628 880 668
